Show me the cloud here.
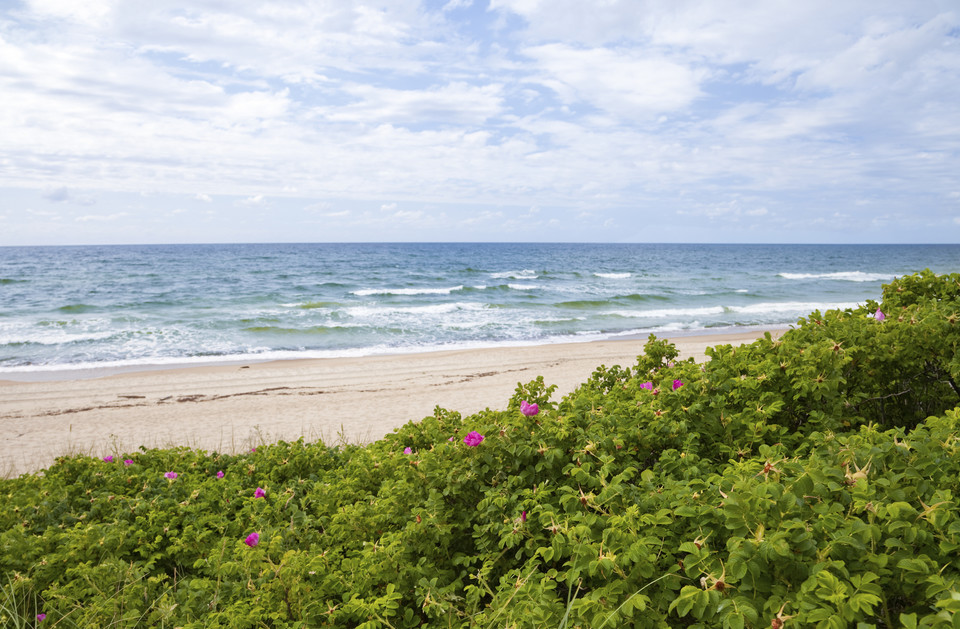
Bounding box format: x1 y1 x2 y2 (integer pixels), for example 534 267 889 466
0 1 957 244
42 186 96 205
239 195 265 206
322 82 504 125
522 44 704 118
75 212 128 222
442 0 473 12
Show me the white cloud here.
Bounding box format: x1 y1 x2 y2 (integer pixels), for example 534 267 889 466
0 0 957 244
523 44 704 118
443 0 473 12
75 212 128 222
239 195 265 206
322 82 504 125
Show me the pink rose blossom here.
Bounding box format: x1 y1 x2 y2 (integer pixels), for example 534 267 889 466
254 487 266 498
463 431 484 447
103 456 113 463
672 379 683 390
216 470 224 478
521 511 527 522
164 471 178 480
123 459 133 466
244 532 260 547
403 447 413 455
875 308 885 321
640 382 653 390
37 614 46 622
520 400 539 416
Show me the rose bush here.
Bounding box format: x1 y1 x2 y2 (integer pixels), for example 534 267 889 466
1 270 959 628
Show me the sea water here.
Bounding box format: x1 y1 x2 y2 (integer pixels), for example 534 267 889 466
1 243 957 378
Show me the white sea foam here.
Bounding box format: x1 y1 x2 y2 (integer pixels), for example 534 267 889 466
0 330 117 346
345 302 486 317
351 285 464 296
593 272 631 279
778 272 895 282
507 283 538 290
491 270 538 279
726 301 861 315
608 301 862 320
609 306 726 319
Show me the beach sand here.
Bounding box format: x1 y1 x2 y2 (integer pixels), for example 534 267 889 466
0 329 783 477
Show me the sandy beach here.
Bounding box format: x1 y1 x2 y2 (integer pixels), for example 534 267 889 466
1 329 782 477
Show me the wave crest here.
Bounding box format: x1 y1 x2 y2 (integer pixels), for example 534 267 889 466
778 271 894 282
352 286 464 296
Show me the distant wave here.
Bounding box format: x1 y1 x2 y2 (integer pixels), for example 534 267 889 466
57 304 96 313
610 306 725 319
507 283 538 290
610 301 862 319
726 301 861 315
296 301 342 309
0 330 116 346
352 286 464 296
778 271 895 282
593 272 631 279
491 270 538 279
556 294 667 309
242 325 357 335
346 302 487 317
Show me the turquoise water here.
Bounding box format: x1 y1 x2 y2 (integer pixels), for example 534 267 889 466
0 243 957 376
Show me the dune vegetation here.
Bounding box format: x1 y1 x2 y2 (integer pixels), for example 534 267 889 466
3 270 960 628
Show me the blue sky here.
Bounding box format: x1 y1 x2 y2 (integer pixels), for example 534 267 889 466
1 0 958 245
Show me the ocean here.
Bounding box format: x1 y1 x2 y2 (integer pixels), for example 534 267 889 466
1 243 957 379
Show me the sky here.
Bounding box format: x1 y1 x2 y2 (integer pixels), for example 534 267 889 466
0 0 958 245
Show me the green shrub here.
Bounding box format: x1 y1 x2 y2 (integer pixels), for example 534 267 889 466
2 270 959 628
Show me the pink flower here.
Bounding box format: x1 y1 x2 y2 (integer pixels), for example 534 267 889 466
244 532 260 547
521 511 527 522
463 431 484 447
403 447 413 455
250 447 257 453
254 487 266 498
103 456 113 463
37 614 46 622
672 379 683 390
875 308 885 321
640 382 653 390
164 471 178 480
123 459 133 466
520 401 539 416
448 436 455 442
216 470 224 478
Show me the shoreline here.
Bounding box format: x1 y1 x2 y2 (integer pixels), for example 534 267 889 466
0 324 787 383
1 328 784 477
